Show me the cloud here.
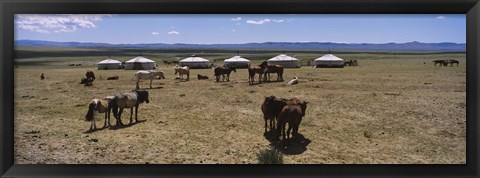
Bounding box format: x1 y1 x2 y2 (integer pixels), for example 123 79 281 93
152 32 160 35
246 19 271 25
232 29 236 32
436 16 446 20
232 17 242 21
246 18 285 25
167 31 180 35
15 14 112 33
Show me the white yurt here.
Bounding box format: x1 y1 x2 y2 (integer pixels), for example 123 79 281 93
124 56 157 70
224 56 251 68
179 55 212 69
97 59 123 70
267 54 301 68
314 54 345 68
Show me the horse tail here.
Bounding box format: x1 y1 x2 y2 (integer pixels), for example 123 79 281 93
110 97 119 119
85 101 96 121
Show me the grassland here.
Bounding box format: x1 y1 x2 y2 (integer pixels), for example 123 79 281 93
14 48 466 164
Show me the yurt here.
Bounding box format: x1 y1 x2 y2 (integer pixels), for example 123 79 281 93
97 59 123 70
224 56 251 68
179 55 212 69
314 54 345 68
267 54 301 68
124 56 157 70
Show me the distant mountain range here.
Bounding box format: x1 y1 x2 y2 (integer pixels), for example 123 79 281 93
15 40 466 52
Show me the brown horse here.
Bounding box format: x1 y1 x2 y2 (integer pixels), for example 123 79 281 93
86 70 95 81
278 98 308 144
248 66 264 85
214 66 236 82
110 90 150 126
261 96 287 133
259 61 284 82
85 97 114 131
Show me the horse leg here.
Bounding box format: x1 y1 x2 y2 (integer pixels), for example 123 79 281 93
129 107 133 124
136 80 140 89
150 79 153 89
264 117 268 133
103 112 108 128
117 108 125 126
135 105 139 123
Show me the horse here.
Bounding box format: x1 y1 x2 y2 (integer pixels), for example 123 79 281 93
248 66 264 85
85 97 114 131
197 74 209 80
135 70 165 89
86 70 95 81
261 96 287 133
259 61 284 82
107 76 119 80
288 76 299 85
214 66 236 82
278 98 308 144
433 59 447 66
110 90 150 126
174 65 190 81
40 73 45 80
448 59 459 66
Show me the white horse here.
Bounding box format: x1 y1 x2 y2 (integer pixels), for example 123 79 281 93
135 70 165 89
174 65 190 81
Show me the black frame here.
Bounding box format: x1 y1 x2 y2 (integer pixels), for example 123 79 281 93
1 0 479 177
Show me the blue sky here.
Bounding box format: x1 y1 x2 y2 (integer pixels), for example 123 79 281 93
15 14 466 44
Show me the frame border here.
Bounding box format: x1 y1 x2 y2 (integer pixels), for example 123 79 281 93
1 0 479 177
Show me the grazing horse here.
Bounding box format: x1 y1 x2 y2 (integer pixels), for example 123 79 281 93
197 74 209 80
278 98 308 144
259 61 284 82
214 66 236 82
110 90 150 126
261 96 287 133
135 70 165 89
448 59 459 66
248 66 264 85
85 97 114 131
433 59 447 66
175 65 190 81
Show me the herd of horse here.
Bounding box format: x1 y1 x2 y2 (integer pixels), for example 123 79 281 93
433 59 460 67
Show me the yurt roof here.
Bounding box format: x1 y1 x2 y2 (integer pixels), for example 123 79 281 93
224 56 251 62
268 54 299 61
126 56 155 63
314 54 344 61
98 59 122 64
180 56 210 62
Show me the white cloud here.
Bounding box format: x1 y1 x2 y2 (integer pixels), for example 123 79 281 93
246 18 285 25
436 16 446 20
15 14 112 33
232 17 242 21
167 31 180 35
232 29 236 32
152 32 160 35
246 19 271 25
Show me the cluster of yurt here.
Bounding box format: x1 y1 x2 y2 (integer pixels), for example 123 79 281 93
124 56 157 70
267 54 301 68
314 54 345 68
179 55 212 69
223 56 251 68
97 59 123 70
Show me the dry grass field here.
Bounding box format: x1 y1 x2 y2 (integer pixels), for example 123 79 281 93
14 54 466 164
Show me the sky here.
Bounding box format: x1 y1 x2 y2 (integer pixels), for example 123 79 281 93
14 14 466 44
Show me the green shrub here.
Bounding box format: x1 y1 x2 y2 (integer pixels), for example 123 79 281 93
256 146 284 164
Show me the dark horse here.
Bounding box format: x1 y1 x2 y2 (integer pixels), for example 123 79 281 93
278 98 308 144
214 66 236 82
448 59 459 66
433 59 448 67
259 61 284 82
261 95 287 133
110 90 150 126
86 70 96 81
248 66 264 85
